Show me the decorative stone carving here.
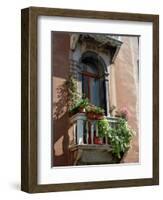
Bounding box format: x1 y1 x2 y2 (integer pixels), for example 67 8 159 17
79 34 123 62
70 34 80 50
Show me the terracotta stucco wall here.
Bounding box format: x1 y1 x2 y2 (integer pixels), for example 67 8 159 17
110 36 139 163
52 32 70 166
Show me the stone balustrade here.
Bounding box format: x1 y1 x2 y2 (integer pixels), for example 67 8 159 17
70 113 118 146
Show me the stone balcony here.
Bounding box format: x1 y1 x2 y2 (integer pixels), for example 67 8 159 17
69 113 120 165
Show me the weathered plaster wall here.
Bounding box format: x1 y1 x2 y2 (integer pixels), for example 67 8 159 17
52 32 70 166
109 36 139 163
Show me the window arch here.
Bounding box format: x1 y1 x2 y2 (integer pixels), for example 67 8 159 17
79 51 108 114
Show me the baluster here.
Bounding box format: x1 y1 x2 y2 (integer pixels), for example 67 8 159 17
105 120 108 144
95 121 98 137
86 120 89 144
73 122 77 144
90 121 94 144
83 120 85 144
77 119 84 144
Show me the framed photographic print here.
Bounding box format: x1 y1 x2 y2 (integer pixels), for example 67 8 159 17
21 7 159 193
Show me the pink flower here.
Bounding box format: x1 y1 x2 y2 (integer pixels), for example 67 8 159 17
115 106 131 120
120 106 130 120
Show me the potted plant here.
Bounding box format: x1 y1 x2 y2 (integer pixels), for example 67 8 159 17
69 98 89 115
86 104 105 120
94 136 103 145
94 118 110 144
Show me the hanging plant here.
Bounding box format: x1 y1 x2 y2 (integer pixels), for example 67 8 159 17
65 75 80 111
108 118 135 159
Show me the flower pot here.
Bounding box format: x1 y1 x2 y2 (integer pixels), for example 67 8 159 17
69 107 86 117
87 112 104 120
86 112 97 120
78 107 86 113
95 114 104 120
94 136 103 144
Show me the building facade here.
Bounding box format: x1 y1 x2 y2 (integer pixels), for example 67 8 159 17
52 32 139 166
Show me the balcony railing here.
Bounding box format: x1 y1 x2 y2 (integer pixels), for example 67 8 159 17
70 113 118 145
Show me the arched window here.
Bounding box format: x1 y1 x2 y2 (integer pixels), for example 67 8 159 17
79 51 107 114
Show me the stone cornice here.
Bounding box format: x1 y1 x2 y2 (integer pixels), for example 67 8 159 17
71 33 123 63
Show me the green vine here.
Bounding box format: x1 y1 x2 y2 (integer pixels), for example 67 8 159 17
65 75 80 111
97 118 110 137
97 118 134 159
108 118 134 159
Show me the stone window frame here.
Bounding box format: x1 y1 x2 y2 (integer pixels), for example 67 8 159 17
78 51 110 116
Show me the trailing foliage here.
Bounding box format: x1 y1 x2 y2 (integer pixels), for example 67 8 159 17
97 118 110 137
108 118 134 159
65 75 80 111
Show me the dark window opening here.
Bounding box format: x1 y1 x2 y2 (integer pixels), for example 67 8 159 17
80 52 107 114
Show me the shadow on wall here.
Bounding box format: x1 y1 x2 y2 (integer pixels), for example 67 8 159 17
53 83 70 166
53 83 68 120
